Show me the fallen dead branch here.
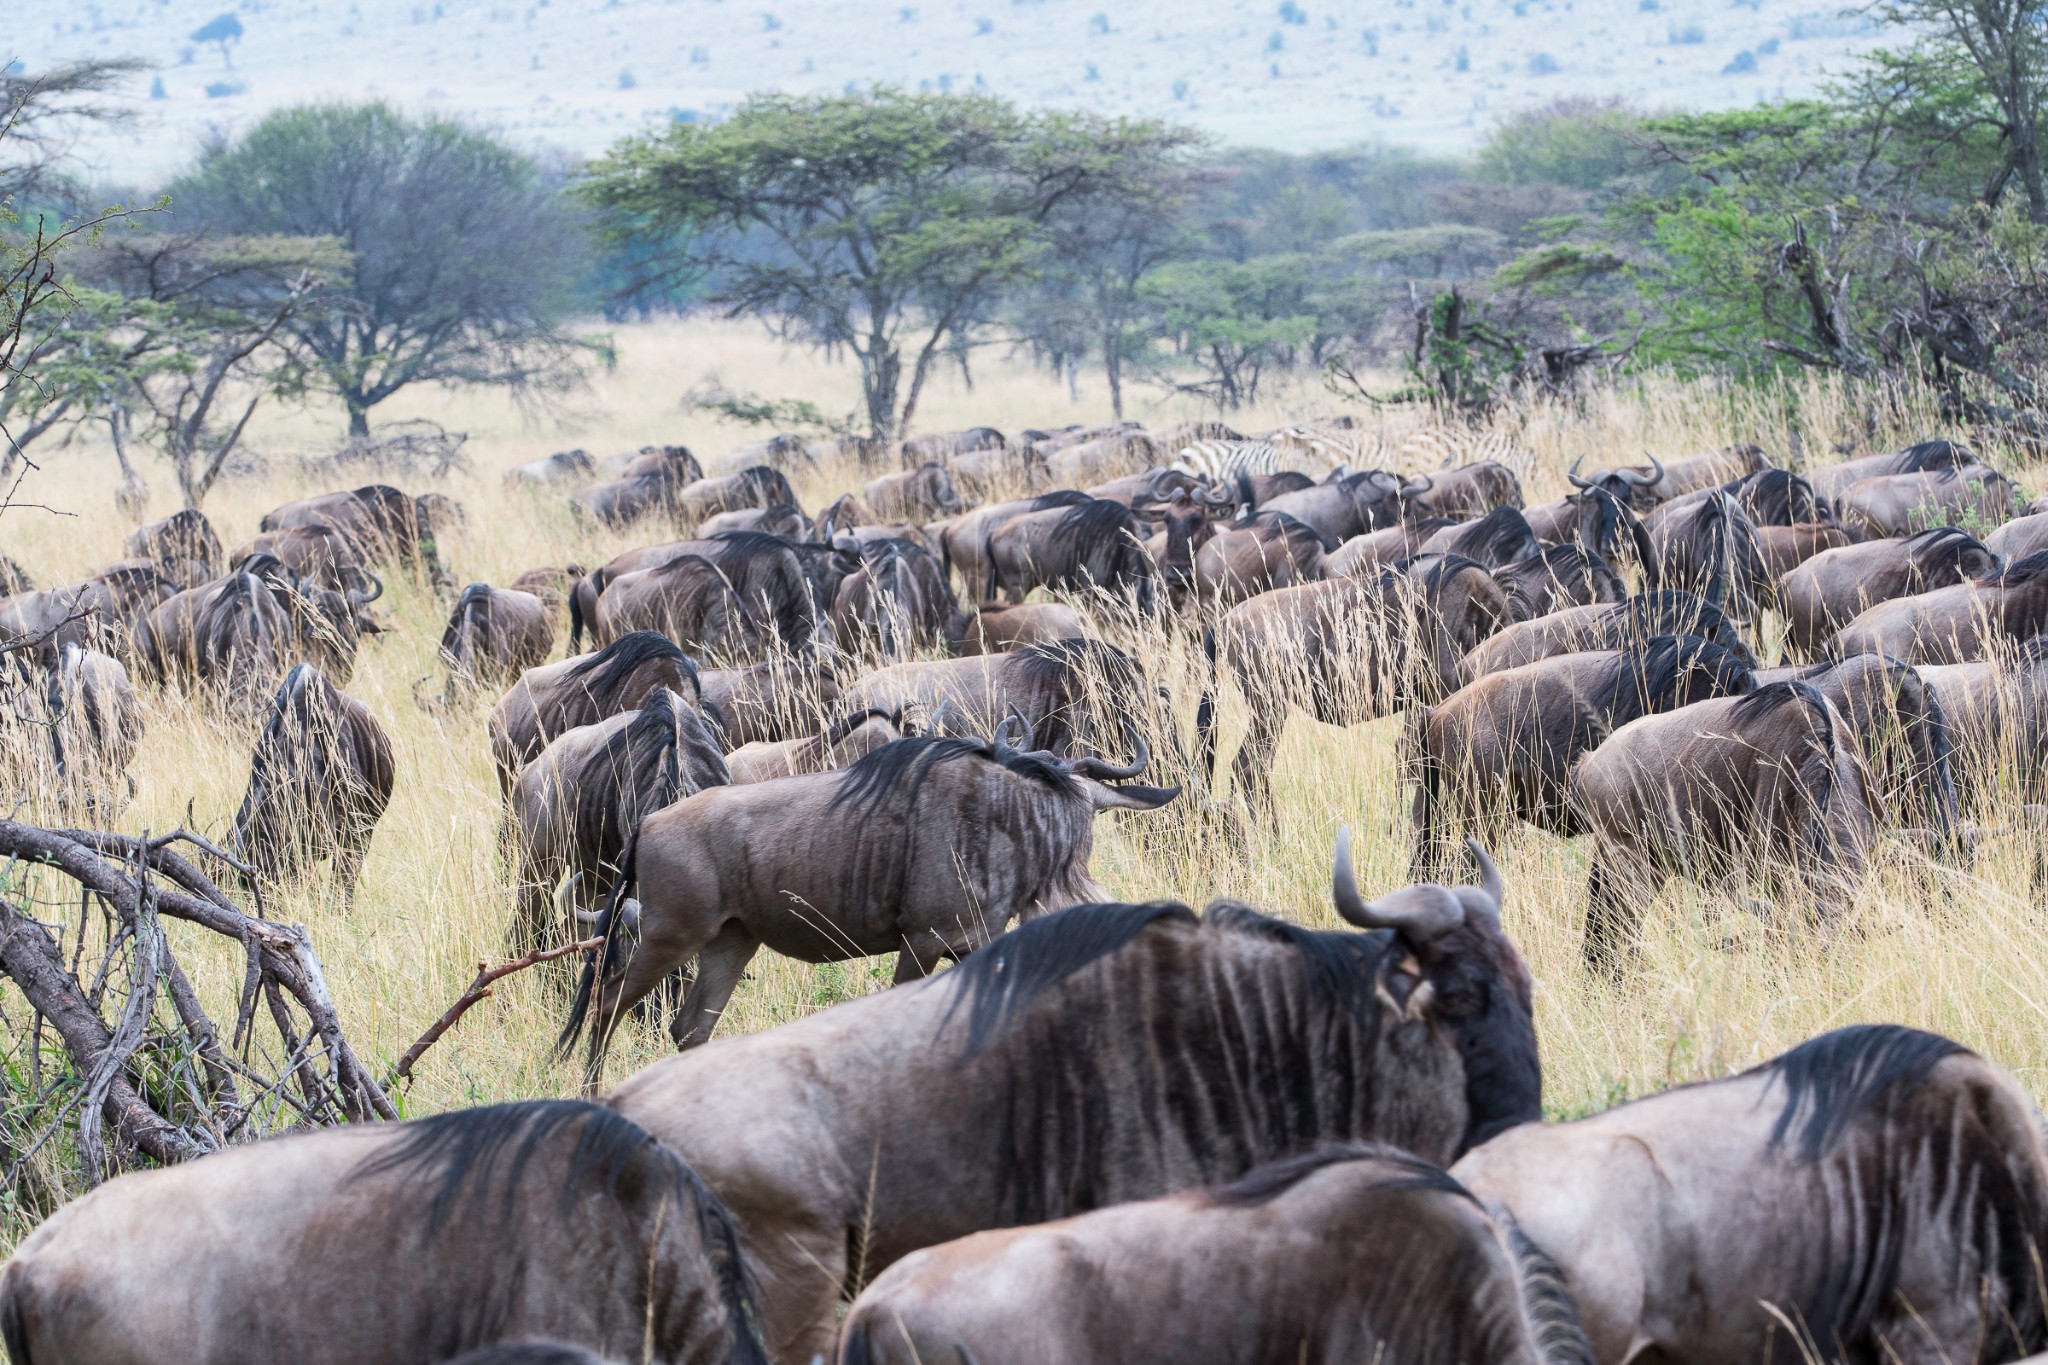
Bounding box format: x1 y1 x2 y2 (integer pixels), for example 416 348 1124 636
388 935 600 1089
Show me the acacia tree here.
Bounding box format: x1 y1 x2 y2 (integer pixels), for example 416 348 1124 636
581 88 1191 439
168 102 587 439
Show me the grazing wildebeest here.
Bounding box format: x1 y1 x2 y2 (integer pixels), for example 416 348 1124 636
598 834 1540 1362
232 523 383 598
1568 681 1877 967
569 535 818 655
508 686 731 949
986 496 1157 609
1187 511 1333 606
1400 460 1526 520
1828 549 2048 663
830 538 958 656
678 466 798 529
1044 430 1163 486
576 471 690 528
724 708 909 784
590 556 748 658
1454 1025 2048 1365
946 602 1089 656
0 1100 766 1365
1805 437 1978 499
1752 652 1962 848
259 484 440 570
1646 493 1769 623
1321 517 1458 577
863 462 965 523
839 1142 1594 1365
0 564 176 663
1837 464 2022 538
124 508 224 586
1408 634 1755 875
900 425 1007 463
1459 590 1753 682
1418 505 1543 568
1492 544 1627 618
1777 526 1999 656
1752 521 1854 580
1918 636 2048 803
562 727 1180 1069
697 503 811 540
1255 468 1407 545
1988 509 2048 564
441 583 556 689
697 657 843 747
39 642 146 819
841 637 1146 756
933 490 1089 599
505 448 597 487
229 663 395 901
1199 556 1518 809
510 564 587 627
489 632 701 793
139 558 379 695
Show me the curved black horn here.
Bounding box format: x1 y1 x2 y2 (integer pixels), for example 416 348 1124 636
994 703 1034 750
1566 455 1595 490
1070 721 1151 782
1401 473 1435 498
357 570 384 603
1623 453 1665 488
1331 827 1467 939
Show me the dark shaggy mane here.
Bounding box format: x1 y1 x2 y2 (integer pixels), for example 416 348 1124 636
1448 506 1539 564
1503 1215 1599 1365
570 687 729 865
1980 548 2048 587
1729 677 1825 725
441 582 493 659
1047 498 1140 559
1602 633 1756 726
1029 490 1095 512
1203 900 1388 1019
1755 1024 1969 1162
707 530 797 560
830 734 1077 821
1897 439 1976 472
563 630 699 704
1731 468 1820 526
735 465 797 505
1604 590 1754 664
1203 1140 1468 1207
942 899 1195 1056
1012 636 1145 700
1905 526 1994 580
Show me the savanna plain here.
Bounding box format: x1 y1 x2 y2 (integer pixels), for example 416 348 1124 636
3 316 2044 1246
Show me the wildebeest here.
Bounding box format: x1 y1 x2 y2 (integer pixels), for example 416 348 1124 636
1400 460 1525 520
1187 511 1332 606
1752 652 1962 848
1836 464 2021 538
986 496 1156 609
1752 521 1854 580
1645 466 1826 533
862 462 965 523
933 490 1089 599
0 1100 765 1365
1828 549 2048 663
508 686 730 948
1408 634 1755 875
259 484 441 571
441 583 556 690
1568 681 1876 967
1777 526 1999 657
952 441 1046 498
900 425 1007 463
0 564 176 664
1090 466 1208 506
1638 443 1769 500
1804 437 1978 499
1458 590 1753 682
1255 468 1406 545
570 535 818 656
697 503 812 540
510 564 587 627
1418 505 1543 569
590 556 748 658
488 631 700 793
1918 636 2048 803
1492 544 1627 619
724 708 909 784
1322 517 1458 577
123 508 223 586
678 466 798 529
39 642 146 819
945 601 1089 656
138 558 379 697
830 537 958 656
599 835 1540 1362
563 726 1180 1070
1200 556 1518 809
697 657 843 747
231 523 384 598
1132 482 1236 597
839 1141 1593 1365
228 663 395 901
841 637 1146 756
505 448 597 487
1988 509 2048 564
1646 493 1769 623
1453 1025 2048 1365
1044 430 1163 486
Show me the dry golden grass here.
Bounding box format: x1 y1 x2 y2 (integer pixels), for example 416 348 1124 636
3 317 2046 1244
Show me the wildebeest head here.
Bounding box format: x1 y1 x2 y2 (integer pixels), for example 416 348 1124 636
1134 479 1235 586
1568 452 1665 512
125 508 224 581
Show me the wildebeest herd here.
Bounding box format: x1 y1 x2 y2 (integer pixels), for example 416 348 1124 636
4 419 2048 1364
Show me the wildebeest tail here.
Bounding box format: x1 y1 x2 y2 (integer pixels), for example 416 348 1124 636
1401 703 1444 875
441 581 491 666
838 1317 874 1365
1 1267 30 1365
1498 1212 1596 1365
555 828 642 1060
1195 624 1219 780
566 574 595 651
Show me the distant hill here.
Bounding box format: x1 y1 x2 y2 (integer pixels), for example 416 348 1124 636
15 0 1887 182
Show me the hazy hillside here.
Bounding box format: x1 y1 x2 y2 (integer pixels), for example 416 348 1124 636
18 0 1885 183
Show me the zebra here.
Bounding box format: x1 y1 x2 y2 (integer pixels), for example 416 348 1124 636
1172 440 1287 482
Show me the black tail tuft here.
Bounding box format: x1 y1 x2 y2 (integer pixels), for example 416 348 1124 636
1 1274 30 1365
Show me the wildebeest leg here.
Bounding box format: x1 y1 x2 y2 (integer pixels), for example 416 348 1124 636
1584 856 1655 975
1230 700 1284 812
747 1214 848 1365
667 921 759 1049
332 837 369 905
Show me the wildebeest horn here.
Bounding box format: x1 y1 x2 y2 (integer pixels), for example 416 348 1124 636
994 704 1034 750
1330 827 1469 941
1070 721 1150 782
1566 456 1594 490
923 696 954 737
1623 453 1665 487
1198 480 1236 508
1466 838 1502 923
356 571 384 603
1401 473 1434 498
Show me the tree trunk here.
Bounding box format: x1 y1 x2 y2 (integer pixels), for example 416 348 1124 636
859 341 902 441
1105 327 1124 421
347 403 372 440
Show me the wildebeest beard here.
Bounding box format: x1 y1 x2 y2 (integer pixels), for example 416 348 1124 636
927 897 1537 1227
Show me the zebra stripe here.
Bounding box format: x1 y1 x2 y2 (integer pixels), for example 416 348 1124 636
1172 440 1285 481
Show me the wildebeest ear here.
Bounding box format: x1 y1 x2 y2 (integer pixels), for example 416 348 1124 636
1085 781 1180 811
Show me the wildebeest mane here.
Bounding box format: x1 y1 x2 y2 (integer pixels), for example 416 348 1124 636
943 899 1195 1057
1979 547 2048 587
351 1099 769 1365
1046 497 1139 560
561 629 700 705
1028 489 1094 512
569 688 729 874
1248 508 1335 553
1203 1140 1467 1207
1905 526 1995 580
830 734 1077 823
1502 1215 1598 1365
440 582 493 663
1896 438 1976 472
1600 633 1756 728
1758 1024 1968 1163
733 464 796 507
1203 899 1388 1019
1728 468 1819 526
1604 590 1754 664
1449 506 1539 565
